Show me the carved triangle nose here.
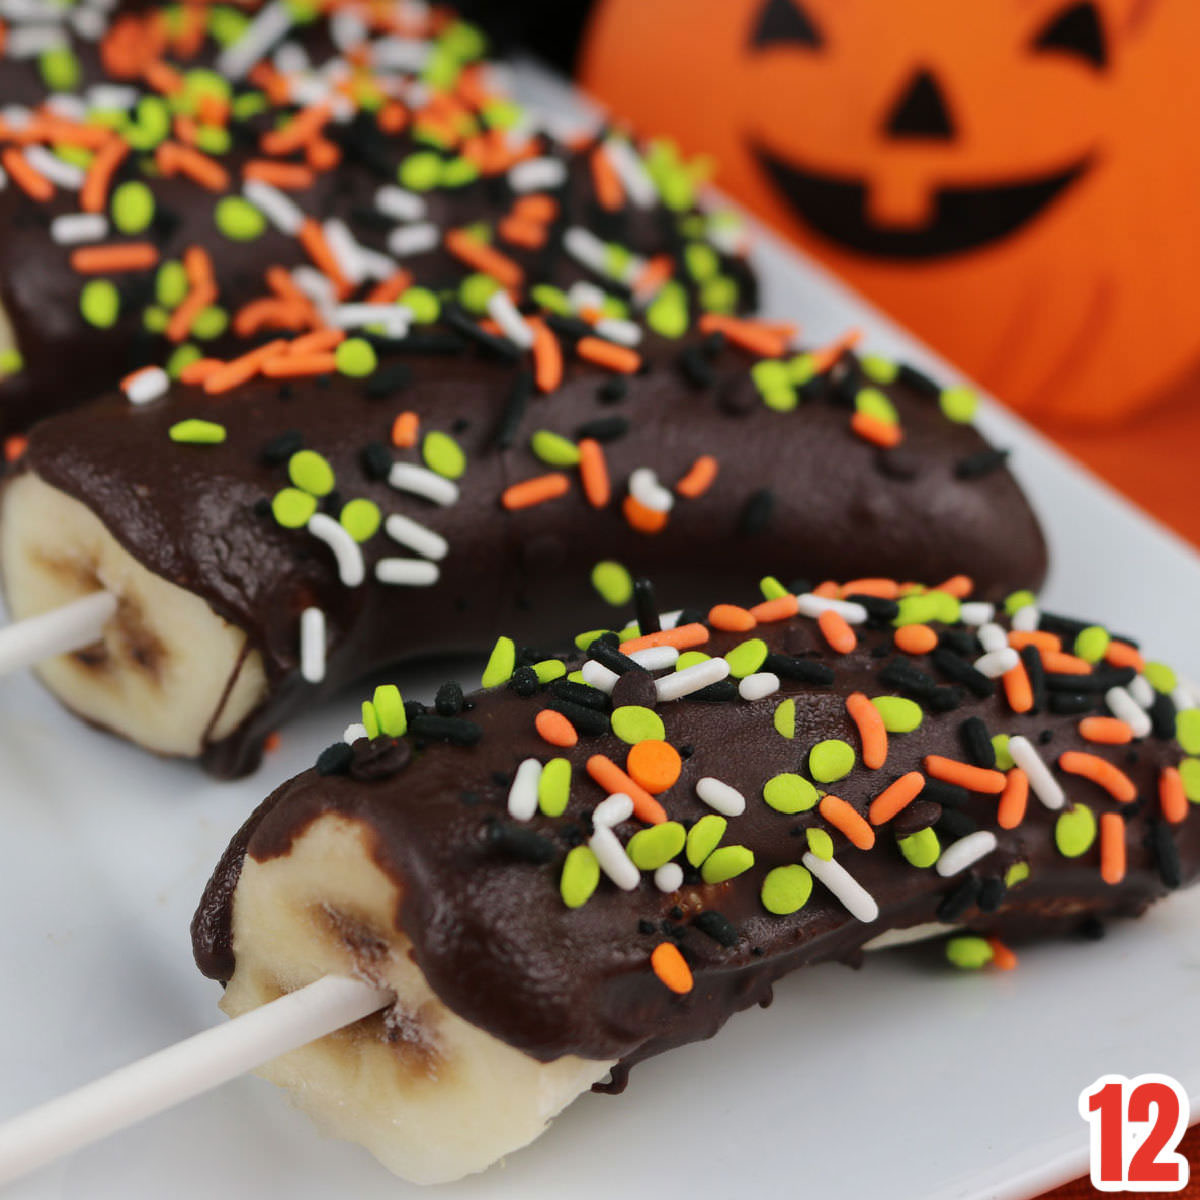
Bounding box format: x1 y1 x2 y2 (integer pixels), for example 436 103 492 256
884 68 956 140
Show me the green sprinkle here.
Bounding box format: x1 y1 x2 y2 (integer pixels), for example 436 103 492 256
686 814 726 868
530 284 572 316
725 638 768 679
751 359 791 393
684 242 719 282
761 864 813 915
401 286 440 324
111 180 155 234
762 773 819 814
992 734 1015 771
774 698 796 739
617 622 641 643
855 387 898 425
0 348 23 375
192 306 228 340
284 0 319 23
459 272 500 312
612 706 665 745
894 590 959 627
561 846 600 908
806 828 834 860
168 419 225 445
939 385 978 423
946 936 993 970
566 670 587 686
126 96 170 149
481 97 522 130
627 822 686 871
870 696 923 733
80 279 119 329
156 261 188 308
372 684 407 737
441 157 479 188
603 241 633 279
809 739 855 783
1005 861 1031 888
335 337 377 378
646 281 688 339
1073 625 1110 664
288 450 335 497
574 629 609 652
676 650 711 671
788 353 817 386
761 385 798 413
39 46 79 91
1054 803 1097 858
760 575 788 601
898 827 940 869
1176 711 1200 755
166 344 201 379
398 151 443 190
272 488 317 528
700 275 737 314
340 498 381 543
591 561 633 607
208 5 250 44
1179 757 1200 802
1144 662 1178 694
360 699 380 739
860 354 898 385
533 659 567 684
215 195 266 241
538 757 571 817
180 68 231 110
142 306 169 333
422 430 466 479
482 635 516 687
701 845 754 885
530 430 580 467
1005 589 1036 616
193 124 232 156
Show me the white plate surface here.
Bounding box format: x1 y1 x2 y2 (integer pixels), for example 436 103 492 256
2 64 1199 1200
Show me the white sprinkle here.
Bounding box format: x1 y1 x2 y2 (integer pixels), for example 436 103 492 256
384 512 448 561
604 138 658 209
86 84 138 110
343 722 367 743
658 609 683 630
936 830 998 877
803 853 878 923
43 93 86 120
696 777 746 817
563 225 610 276
1011 604 1040 632
50 212 107 245
25 145 83 189
628 645 679 672
375 558 439 587
356 245 399 283
594 317 641 347
581 660 619 694
507 758 543 822
287 76 336 110
371 35 432 72
7 24 66 57
299 606 326 684
290 266 337 322
122 366 169 406
960 602 995 626
69 7 104 39
593 792 634 827
307 513 365 587
272 41 310 74
487 290 534 349
977 622 1008 654
331 304 410 335
387 221 440 257
322 217 367 285
509 156 568 193
1128 675 1155 710
0 107 31 131
654 862 683 893
974 647 1019 679
388 462 459 506
1008 735 1065 810
375 184 427 223
567 281 606 313
738 672 780 702
795 593 869 624
1173 684 1197 713
329 7 367 51
628 467 674 513
243 179 303 235
1106 686 1151 738
217 0 292 79
590 825 639 891
656 656 731 702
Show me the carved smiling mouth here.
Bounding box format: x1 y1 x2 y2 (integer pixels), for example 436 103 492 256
752 142 1092 260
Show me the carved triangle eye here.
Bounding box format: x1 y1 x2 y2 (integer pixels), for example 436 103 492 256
1031 1 1107 70
750 0 824 51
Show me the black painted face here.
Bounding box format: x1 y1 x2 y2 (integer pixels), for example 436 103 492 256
748 0 1106 261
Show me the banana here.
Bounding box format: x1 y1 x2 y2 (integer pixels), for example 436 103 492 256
220 813 614 1185
0 471 267 758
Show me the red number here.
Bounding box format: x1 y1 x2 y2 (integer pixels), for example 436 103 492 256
1087 1081 1125 1183
1079 1074 1190 1193
1128 1082 1184 1185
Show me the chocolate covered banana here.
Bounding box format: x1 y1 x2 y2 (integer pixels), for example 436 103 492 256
192 578 1200 1181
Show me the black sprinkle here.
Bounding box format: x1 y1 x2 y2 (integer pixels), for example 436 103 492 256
550 680 611 712
1078 916 1106 940
364 361 413 399
1049 692 1096 714
955 447 1009 480
892 799 942 836
544 313 591 342
763 655 834 685
936 875 981 922
693 911 739 948
443 304 522 359
380 332 470 356
939 629 979 659
508 666 540 697
846 594 900 624
588 638 642 676
977 877 1007 912
692 680 739 702
898 361 940 397
919 779 969 808
1150 691 1176 741
1151 823 1182 889
546 697 611 737
260 429 304 466
575 415 630 442
928 687 964 712
493 369 533 449
485 820 556 864
1038 729 1054 745
404 700 427 721
408 715 483 745
876 447 920 480
633 578 660 636
739 489 775 535
598 376 628 404
1036 611 1089 639
878 660 937 698
252 498 271 518
435 681 464 716
1021 644 1047 714
959 716 995 768
678 346 717 390
936 810 978 839
316 742 354 776
360 440 393 481
638 919 656 935
931 648 995 699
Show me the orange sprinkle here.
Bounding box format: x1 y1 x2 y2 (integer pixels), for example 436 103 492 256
502 473 571 511
1104 640 1145 672
155 141 229 191
586 754 666 825
261 103 331 156
178 358 221 385
589 145 624 210
377 101 408 134
512 194 558 223
1003 660 1034 714
986 938 1018 971
1059 751 1137 804
842 578 900 599
698 314 790 359
1008 630 1061 653
620 622 709 656
535 708 577 749
80 138 128 213
366 271 413 305
812 580 840 598
622 494 669 534
497 215 547 249
299 218 352 298
530 317 563 393
1159 766 1188 825
846 692 886 769
262 731 282 754
1041 651 1092 675
1 149 52 200
851 411 901 448
708 604 757 633
809 327 863 374
578 437 610 508
745 596 797 625
997 768 1028 830
444 228 523 289
923 756 1007 794
243 160 315 190
675 455 719 499
818 608 857 655
650 942 693 994
632 253 675 301
306 137 340 171
144 58 184 95
70 242 159 274
868 772 925 826
626 740 682 795
3 434 27 463
204 339 287 393
391 411 419 448
232 298 304 337
1079 716 1134 745
819 795 875 850
894 624 937 656
1099 813 1126 885
577 336 641 375
286 328 345 356
935 575 974 599
260 353 339 378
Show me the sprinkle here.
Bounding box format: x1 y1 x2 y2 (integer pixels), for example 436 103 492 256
371 685 406 738
997 769 1029 830
530 430 581 468
868 772 925 825
271 489 316 528
1059 751 1137 803
627 821 686 870
674 455 719 498
846 692 887 769
121 366 168 406
507 758 543 822
1105 686 1152 738
621 623 709 655
587 755 666 824
724 638 768 678
851 410 902 448
51 212 108 246
588 560 631 607
387 222 440 257
654 863 683 893
972 648 1019 680
1007 736 1065 810
533 756 572 817
581 661 618 694
773 697 796 739
1011 604 1040 632
308 513 365 587
738 672 780 702
1074 625 1111 663
796 593 868 624
1177 709 1200 754
898 828 941 869
70 242 158 274
445 227 523 289
939 385 978 423
577 335 640 374
501 472 570 510
1092 812 1127 887
656 656 731 702
375 558 439 587
590 825 640 891
810 739 856 783
871 696 923 733
936 830 998 876
509 156 568 192
1128 675 1155 708
593 793 635 827
529 317 564 392
168 418 225 445
574 437 611 508
560 845 600 909
612 706 665 745
217 0 292 78
380 512 447 562
701 844 755 884
299 606 325 684
695 777 745 817
819 795 875 849
815 608 856 655
894 624 937 656
288 449 334 497
629 646 680 672
482 636 516 688
763 773 819 814
803 853 878 922
980 622 1013 653
1156 765 1187 826
1054 803 1097 858
650 942 693 994
388 462 460 506
923 756 1006 794
1078 716 1133 745
627 740 682 794
761 864 813 915
945 936 993 970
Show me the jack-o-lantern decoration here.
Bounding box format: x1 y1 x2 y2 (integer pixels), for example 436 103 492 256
581 0 1200 428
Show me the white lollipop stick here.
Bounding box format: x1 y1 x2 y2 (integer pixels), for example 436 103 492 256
0 590 118 676
0 975 390 1186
